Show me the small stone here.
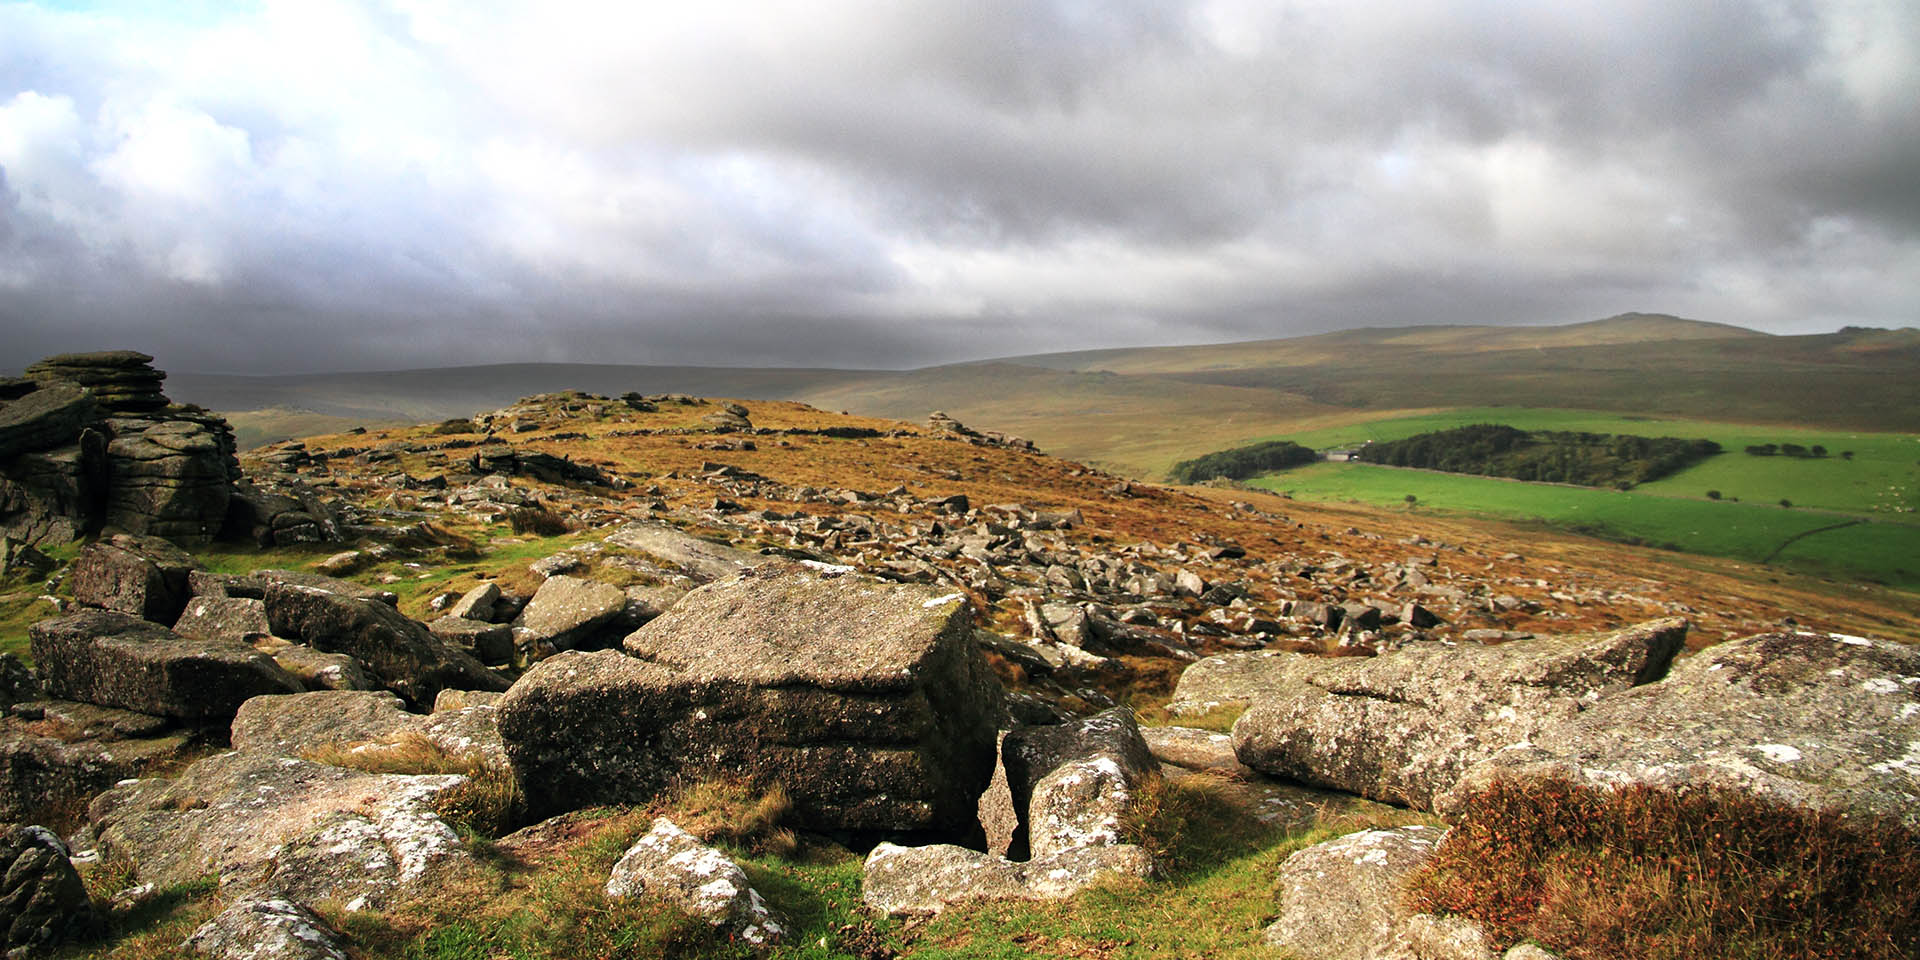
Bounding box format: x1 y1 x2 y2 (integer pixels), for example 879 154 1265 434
185 895 349 960
605 818 787 947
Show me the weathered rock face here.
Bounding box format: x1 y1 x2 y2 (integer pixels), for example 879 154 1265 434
513 575 627 650
1262 825 1448 960
30 610 302 719
0 701 193 823
0 383 95 461
174 596 274 645
89 750 477 910
1 352 241 548
263 582 508 707
248 637 379 692
1003 708 1157 860
861 842 1151 916
1232 618 1688 810
231 689 506 767
1141 725 1254 780
1167 649 1312 715
1442 631 1920 833
184 895 350 960
605 818 787 947
499 564 1003 834
71 534 197 625
0 823 103 954
101 415 236 545
600 521 763 583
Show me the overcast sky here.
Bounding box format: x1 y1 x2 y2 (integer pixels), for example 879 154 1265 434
2 1 1916 373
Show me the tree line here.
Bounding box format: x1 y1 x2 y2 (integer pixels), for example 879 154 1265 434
1356 424 1721 489
1744 443 1835 458
1168 439 1318 483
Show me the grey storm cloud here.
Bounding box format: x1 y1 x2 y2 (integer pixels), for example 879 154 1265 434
0 0 1915 374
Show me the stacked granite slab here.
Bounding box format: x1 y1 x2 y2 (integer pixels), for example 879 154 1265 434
23 351 168 414
1 351 240 547
499 563 1005 836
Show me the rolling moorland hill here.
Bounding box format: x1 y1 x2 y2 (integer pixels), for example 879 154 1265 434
147 314 1920 479
2 356 1917 958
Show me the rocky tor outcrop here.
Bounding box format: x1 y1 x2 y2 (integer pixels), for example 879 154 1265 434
1230 618 1688 810
499 563 1004 834
2 351 242 548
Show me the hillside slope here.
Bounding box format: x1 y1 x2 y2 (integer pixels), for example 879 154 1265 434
167 315 1920 475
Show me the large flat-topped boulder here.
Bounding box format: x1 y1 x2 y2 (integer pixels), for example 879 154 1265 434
1232 618 1688 811
1443 631 1920 832
263 582 507 707
29 610 301 719
621 562 977 691
602 521 763 583
514 575 627 651
88 750 479 911
25 351 166 414
500 564 1003 834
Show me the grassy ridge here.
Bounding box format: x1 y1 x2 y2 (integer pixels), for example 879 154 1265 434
1248 463 1920 590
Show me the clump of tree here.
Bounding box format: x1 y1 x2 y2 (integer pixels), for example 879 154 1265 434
1745 442 1829 458
1168 440 1318 484
1357 424 1721 488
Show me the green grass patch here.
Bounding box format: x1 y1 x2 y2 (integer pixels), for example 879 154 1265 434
1258 407 1920 520
1250 463 1920 590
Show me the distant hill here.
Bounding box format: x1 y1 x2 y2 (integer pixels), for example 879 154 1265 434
163 315 1920 475
995 313 1764 374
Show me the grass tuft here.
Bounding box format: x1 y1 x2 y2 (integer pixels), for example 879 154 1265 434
1405 775 1920 960
508 505 573 536
302 732 526 838
1118 772 1243 873
665 775 798 858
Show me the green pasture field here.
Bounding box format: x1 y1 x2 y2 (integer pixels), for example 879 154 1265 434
1260 407 1920 520
1248 462 1920 590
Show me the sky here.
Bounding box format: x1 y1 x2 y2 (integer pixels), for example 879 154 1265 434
1 0 1916 374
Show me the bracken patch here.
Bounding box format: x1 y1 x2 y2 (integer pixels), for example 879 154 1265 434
1404 775 1920 960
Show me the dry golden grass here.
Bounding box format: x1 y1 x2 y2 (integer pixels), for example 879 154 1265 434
664 774 798 859
301 732 526 837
